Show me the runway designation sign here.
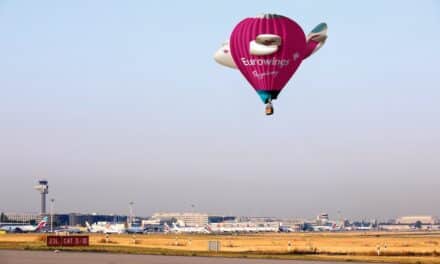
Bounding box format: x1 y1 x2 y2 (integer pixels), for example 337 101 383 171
47 236 89 247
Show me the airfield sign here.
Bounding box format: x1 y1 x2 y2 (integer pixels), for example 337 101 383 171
47 236 89 247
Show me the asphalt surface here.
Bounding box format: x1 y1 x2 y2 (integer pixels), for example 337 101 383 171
0 250 356 264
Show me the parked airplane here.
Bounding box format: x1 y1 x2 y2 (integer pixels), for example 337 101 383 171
54 226 83 234
255 224 280 232
311 223 338 232
126 225 145 234
355 225 373 231
207 222 280 233
0 217 47 233
143 224 165 233
279 225 296 232
86 221 125 234
206 223 247 233
165 223 210 234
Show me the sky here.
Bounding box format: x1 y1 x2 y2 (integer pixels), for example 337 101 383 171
0 0 439 220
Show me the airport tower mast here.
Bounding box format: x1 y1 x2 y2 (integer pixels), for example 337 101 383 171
34 180 49 215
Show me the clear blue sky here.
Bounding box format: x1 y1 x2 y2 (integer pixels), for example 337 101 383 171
1 0 439 219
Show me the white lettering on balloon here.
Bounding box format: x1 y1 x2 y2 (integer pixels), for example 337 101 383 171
241 57 290 68
252 70 279 80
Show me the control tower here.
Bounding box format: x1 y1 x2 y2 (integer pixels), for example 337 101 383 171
34 180 49 215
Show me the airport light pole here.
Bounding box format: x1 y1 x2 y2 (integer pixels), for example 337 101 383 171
129 201 134 227
50 198 55 233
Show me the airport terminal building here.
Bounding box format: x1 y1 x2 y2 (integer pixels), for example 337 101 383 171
151 212 208 227
1 213 42 224
395 216 438 225
1 212 127 227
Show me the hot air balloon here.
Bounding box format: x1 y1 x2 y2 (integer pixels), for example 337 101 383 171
214 14 328 115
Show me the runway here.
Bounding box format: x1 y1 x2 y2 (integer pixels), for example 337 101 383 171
0 250 362 264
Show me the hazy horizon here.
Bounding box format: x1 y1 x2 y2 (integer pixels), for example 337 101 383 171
1 1 439 220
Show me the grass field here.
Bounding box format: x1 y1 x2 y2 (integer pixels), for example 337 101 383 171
1 232 440 263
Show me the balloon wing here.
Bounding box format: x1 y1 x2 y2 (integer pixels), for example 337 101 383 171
303 23 328 59
213 41 237 69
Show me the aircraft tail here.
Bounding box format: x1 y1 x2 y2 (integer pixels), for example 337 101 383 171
35 217 48 231
85 221 92 232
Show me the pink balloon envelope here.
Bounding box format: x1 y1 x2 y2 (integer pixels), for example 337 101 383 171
230 14 307 104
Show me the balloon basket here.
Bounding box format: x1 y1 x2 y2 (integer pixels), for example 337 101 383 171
265 103 274 116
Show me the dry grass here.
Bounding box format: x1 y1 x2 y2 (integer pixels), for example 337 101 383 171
1 232 440 263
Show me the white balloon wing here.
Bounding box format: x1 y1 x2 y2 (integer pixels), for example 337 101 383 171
213 41 237 69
